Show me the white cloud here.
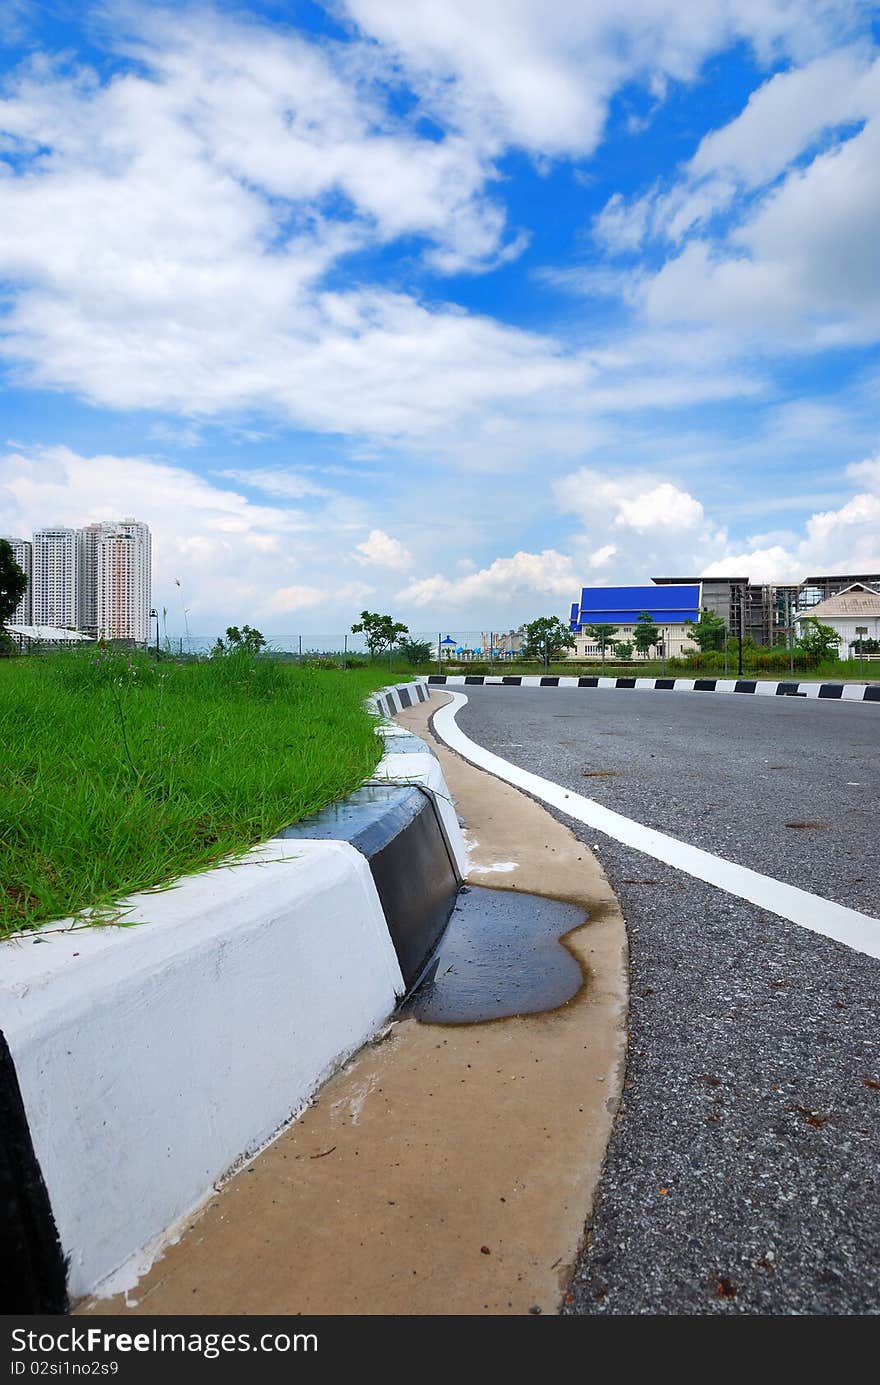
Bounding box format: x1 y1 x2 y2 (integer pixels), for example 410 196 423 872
554 456 880 587
354 528 413 570
847 455 880 489
596 49 880 254
590 46 880 350
613 481 704 533
397 548 578 608
589 543 616 568
0 7 587 433
219 468 335 500
268 581 374 612
554 468 704 531
340 0 861 157
0 2 869 441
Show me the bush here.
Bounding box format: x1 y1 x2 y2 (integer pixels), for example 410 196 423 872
398 638 432 665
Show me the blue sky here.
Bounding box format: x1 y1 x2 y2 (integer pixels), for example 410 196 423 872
1 0 879 644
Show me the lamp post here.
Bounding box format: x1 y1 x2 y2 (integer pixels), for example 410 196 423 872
856 626 868 679
149 607 159 657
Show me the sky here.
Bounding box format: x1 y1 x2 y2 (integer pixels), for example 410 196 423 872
1 0 879 645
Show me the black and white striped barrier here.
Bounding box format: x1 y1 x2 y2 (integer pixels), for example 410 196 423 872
0 682 459 1310
369 679 432 719
425 674 880 702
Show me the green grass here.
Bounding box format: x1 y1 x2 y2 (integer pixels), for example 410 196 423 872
0 649 395 940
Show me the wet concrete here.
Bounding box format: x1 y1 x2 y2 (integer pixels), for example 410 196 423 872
81 691 627 1317
404 886 586 1024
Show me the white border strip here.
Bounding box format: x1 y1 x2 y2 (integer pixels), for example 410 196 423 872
433 692 880 961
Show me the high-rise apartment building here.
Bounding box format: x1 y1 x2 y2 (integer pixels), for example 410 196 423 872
96 519 151 644
32 527 78 628
77 521 116 636
2 537 33 623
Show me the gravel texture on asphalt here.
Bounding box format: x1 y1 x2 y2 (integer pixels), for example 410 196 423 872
455 687 880 1315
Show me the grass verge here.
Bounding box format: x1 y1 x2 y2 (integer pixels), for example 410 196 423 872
0 649 394 940
425 657 879 681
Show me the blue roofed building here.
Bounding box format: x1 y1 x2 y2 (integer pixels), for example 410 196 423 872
569 583 703 659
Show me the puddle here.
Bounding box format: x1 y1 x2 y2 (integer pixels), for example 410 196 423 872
402 885 586 1025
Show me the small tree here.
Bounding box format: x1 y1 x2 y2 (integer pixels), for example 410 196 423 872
211 624 267 657
351 610 409 658
398 637 432 666
796 618 841 664
612 639 633 661
685 607 726 652
583 623 618 661
633 611 659 659
0 539 27 632
522 616 576 667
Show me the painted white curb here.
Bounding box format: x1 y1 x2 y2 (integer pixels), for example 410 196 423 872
372 750 468 875
0 679 453 1301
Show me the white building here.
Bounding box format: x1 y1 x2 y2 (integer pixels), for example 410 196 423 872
2 537 32 623
77 522 116 636
96 519 151 644
794 583 880 655
32 527 78 628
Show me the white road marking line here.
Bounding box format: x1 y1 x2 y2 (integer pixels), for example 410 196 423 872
433 692 880 962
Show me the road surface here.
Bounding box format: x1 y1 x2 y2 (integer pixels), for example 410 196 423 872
450 687 880 1315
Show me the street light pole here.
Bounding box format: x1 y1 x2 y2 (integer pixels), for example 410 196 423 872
856 625 867 679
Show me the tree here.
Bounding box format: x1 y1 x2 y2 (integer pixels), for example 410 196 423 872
211 624 267 657
522 616 575 667
351 610 409 658
685 607 726 652
612 639 633 661
796 617 841 663
0 539 27 632
583 623 618 660
633 611 659 659
398 637 432 666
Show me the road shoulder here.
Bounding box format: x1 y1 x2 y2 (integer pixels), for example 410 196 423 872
83 692 628 1316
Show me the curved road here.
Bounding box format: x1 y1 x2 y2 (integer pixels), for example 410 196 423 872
450 687 880 1315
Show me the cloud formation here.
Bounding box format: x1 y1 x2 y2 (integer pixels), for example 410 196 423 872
354 529 413 570
593 46 880 348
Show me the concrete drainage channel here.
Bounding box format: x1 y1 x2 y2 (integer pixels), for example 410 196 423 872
0 681 485 1312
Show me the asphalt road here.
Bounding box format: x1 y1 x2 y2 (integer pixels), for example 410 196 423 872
454 688 880 1315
